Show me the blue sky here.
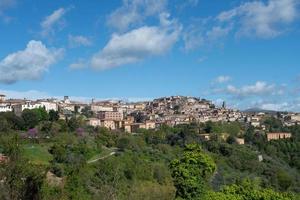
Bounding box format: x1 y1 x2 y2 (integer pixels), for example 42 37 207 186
0 0 300 111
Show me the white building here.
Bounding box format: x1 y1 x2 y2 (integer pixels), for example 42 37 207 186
0 104 12 112
87 118 101 127
91 104 114 112
291 114 300 122
37 101 58 112
12 101 42 116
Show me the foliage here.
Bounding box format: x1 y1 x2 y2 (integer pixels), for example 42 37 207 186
170 144 216 199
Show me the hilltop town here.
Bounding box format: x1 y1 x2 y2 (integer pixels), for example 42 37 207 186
1 94 299 138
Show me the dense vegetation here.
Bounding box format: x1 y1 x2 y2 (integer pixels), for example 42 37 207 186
0 109 300 199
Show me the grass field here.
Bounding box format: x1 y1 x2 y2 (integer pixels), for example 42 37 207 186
22 143 53 165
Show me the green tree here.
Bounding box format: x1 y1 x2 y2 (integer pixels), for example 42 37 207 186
0 116 10 132
2 112 24 130
22 109 40 129
49 110 59 122
170 144 216 199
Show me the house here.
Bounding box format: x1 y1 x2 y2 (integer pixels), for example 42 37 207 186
98 111 124 121
87 118 101 127
12 101 42 116
0 103 12 112
199 134 210 141
124 122 155 133
37 101 58 112
91 104 114 113
291 114 300 122
267 132 292 141
236 138 245 145
101 119 121 130
0 153 9 163
250 116 261 127
145 120 156 130
124 124 132 133
125 123 145 133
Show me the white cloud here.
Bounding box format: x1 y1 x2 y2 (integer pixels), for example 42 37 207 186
0 0 15 13
186 0 198 6
69 59 87 69
214 76 231 84
206 26 232 41
107 0 167 31
0 89 50 100
226 81 276 97
183 0 299 51
68 35 92 48
0 40 64 84
41 7 68 37
90 14 181 70
221 81 283 98
177 0 199 11
217 0 299 38
183 24 204 51
197 56 207 63
0 0 16 23
0 89 154 103
247 98 300 111
183 22 231 51
260 102 290 111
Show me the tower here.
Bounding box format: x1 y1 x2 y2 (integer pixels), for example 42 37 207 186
64 96 70 104
222 101 226 109
0 94 6 102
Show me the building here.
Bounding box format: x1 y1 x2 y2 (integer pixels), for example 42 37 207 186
12 101 42 116
199 134 210 141
37 101 58 112
125 123 145 133
87 118 101 127
145 121 156 130
0 104 12 112
250 116 261 127
134 103 146 111
0 94 6 102
64 96 70 104
291 114 300 122
98 111 124 121
101 120 119 130
267 132 292 141
236 138 245 145
91 104 114 112
0 153 9 163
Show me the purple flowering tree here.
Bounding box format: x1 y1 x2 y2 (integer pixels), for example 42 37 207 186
27 128 38 139
76 128 86 137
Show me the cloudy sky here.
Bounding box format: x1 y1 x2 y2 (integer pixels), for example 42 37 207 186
0 0 300 111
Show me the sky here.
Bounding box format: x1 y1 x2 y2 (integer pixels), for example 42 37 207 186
0 0 300 111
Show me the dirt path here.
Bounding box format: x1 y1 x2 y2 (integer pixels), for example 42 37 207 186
87 152 116 164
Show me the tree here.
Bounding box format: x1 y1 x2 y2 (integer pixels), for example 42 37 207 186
81 106 93 118
0 134 44 200
35 107 49 121
0 116 10 132
219 179 295 200
49 110 59 122
226 135 236 144
170 144 216 199
68 117 80 131
22 109 39 129
2 112 24 130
